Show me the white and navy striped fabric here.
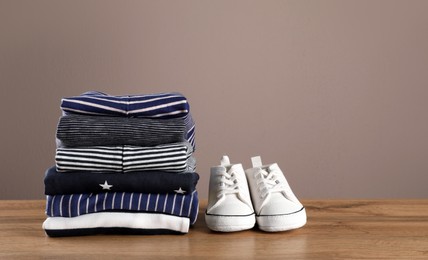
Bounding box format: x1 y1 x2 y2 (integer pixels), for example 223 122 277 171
184 114 195 149
56 114 188 148
55 142 195 173
61 91 190 118
46 191 198 224
61 91 196 149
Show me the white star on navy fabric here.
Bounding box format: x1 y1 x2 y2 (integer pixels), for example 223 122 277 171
174 187 186 194
99 180 113 190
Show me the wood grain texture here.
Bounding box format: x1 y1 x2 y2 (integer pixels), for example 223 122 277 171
1 200 427 259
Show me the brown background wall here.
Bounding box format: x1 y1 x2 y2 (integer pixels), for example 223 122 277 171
1 0 427 199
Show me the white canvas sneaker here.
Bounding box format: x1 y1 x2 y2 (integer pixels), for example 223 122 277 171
205 156 256 232
245 156 306 232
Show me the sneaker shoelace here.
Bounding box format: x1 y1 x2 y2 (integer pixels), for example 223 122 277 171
216 171 240 199
256 169 287 199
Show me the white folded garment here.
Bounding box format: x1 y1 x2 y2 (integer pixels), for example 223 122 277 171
43 212 190 236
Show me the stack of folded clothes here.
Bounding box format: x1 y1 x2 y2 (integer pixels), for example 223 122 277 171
42 91 199 237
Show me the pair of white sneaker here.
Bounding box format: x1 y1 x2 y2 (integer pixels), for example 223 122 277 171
205 156 306 232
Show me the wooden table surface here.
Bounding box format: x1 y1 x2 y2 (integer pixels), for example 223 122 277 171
1 200 428 259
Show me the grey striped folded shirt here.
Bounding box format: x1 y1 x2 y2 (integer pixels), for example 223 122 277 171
56 142 195 173
56 114 187 147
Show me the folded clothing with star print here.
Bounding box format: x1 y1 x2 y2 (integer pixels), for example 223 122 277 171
44 166 199 195
45 191 199 224
56 114 191 148
43 212 191 236
60 91 196 149
55 142 195 173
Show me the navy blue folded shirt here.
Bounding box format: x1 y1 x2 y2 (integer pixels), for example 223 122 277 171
61 91 190 118
44 166 199 195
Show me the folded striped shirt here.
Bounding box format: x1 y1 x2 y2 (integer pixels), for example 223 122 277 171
55 142 195 173
56 114 189 148
61 91 190 118
43 212 191 236
44 166 199 195
46 191 199 224
184 113 195 149
60 91 196 149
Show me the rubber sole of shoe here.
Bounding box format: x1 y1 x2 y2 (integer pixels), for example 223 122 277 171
205 213 256 232
256 207 307 232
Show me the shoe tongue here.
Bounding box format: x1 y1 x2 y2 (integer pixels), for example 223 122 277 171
251 156 263 168
220 155 231 166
